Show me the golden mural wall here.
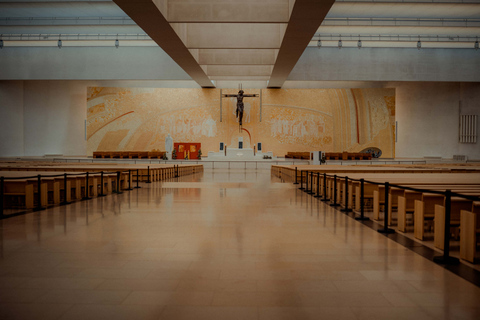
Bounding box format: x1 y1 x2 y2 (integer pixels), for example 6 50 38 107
87 87 395 157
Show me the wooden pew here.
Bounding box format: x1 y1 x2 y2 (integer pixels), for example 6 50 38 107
397 191 422 232
414 193 446 240
3 180 35 209
460 202 480 263
434 196 475 250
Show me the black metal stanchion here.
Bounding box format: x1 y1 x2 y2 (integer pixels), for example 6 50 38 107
330 175 340 207
134 169 141 189
315 172 321 198
293 167 299 185
355 179 369 221
147 166 152 183
83 172 91 200
321 173 329 202
98 171 107 197
0 176 4 218
61 173 71 204
126 170 133 191
116 171 123 194
433 190 460 265
303 171 309 193
341 176 352 212
308 172 314 195
378 182 395 234
175 165 179 178
34 174 44 211
299 171 305 190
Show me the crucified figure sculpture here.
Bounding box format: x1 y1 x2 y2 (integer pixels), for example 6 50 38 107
223 89 258 128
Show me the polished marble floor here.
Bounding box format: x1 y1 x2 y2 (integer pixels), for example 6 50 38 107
1 169 480 320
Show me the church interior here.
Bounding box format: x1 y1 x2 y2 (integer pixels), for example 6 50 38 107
1 1 480 319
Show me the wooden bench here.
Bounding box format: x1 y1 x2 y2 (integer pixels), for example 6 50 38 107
434 196 476 250
148 151 166 159
460 202 480 263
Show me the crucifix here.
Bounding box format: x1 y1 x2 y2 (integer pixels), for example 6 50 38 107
222 84 259 129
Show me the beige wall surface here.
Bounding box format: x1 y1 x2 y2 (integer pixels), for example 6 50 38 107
86 87 395 157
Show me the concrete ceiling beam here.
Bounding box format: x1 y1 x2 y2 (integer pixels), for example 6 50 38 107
113 0 214 88
268 0 335 88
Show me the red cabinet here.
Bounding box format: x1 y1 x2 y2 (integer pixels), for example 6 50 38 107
174 143 201 160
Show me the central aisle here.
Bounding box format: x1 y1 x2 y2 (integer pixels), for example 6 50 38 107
1 169 480 320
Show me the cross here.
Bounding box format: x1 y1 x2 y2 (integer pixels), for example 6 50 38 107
222 87 259 129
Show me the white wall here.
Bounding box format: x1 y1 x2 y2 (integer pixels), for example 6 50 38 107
0 81 24 157
22 81 88 156
394 82 480 159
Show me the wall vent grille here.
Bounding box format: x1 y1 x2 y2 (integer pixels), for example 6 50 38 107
459 115 477 143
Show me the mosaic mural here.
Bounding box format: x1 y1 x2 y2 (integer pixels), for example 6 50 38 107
87 87 395 157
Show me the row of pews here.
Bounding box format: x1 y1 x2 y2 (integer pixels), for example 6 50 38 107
93 151 166 159
284 152 372 160
272 164 480 264
1 162 203 216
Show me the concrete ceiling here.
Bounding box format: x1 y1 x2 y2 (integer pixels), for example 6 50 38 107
1 0 479 87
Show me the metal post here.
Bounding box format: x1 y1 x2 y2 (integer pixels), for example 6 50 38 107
330 175 340 207
135 169 141 189
147 166 152 183
305 171 310 193
62 173 71 204
378 182 395 234
356 179 369 221
308 172 314 195
341 176 351 212
83 172 91 200
321 173 329 202
304 171 309 193
315 172 321 198
0 176 4 217
433 190 460 265
126 170 133 190
116 171 123 194
35 174 42 211
98 171 106 197
299 171 304 190
293 167 299 184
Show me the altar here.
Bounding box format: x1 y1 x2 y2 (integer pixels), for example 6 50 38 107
207 148 274 160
